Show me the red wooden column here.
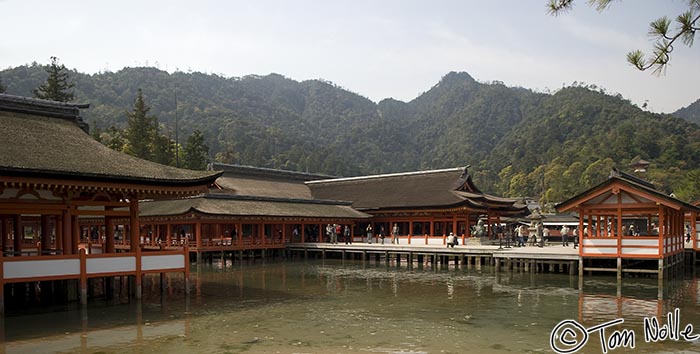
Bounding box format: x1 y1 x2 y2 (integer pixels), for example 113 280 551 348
79 248 88 304
71 215 79 252
166 223 172 247
452 216 457 236
0 216 5 254
62 208 73 255
692 212 698 250
129 197 142 298
13 215 21 256
408 220 413 245
658 206 665 256
40 215 50 254
105 215 115 253
301 223 305 244
195 222 202 249
237 223 243 246
0 249 4 313
129 199 140 252
56 214 63 254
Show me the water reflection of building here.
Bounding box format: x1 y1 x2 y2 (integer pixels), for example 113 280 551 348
2 313 186 354
578 294 662 324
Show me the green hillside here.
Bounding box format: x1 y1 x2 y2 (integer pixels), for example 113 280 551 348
675 99 700 125
2 64 700 204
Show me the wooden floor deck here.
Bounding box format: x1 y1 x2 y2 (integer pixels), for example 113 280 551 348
286 242 580 261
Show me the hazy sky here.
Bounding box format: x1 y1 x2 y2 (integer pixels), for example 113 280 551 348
1 0 697 113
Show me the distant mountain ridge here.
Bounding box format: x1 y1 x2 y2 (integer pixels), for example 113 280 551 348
2 64 700 202
674 99 700 125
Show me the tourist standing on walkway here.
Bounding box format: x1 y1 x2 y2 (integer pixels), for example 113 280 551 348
392 223 399 244
327 224 337 244
517 224 527 247
366 224 373 244
379 225 386 244
292 226 299 242
542 227 549 247
561 225 570 247
529 223 538 246
344 225 351 244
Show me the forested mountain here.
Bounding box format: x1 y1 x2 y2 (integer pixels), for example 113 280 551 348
674 99 700 125
2 63 700 204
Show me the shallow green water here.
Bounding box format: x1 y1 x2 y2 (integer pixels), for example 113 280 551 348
3 259 700 353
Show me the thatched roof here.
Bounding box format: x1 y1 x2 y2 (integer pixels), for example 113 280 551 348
212 163 331 199
140 194 371 220
306 166 526 213
0 94 221 187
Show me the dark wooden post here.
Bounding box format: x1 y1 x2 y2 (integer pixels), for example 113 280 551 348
62 207 72 255
13 215 22 256
129 198 142 298
105 211 115 253
40 215 50 254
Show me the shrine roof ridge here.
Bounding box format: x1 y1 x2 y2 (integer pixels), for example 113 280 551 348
205 192 353 206
214 163 335 181
0 93 90 132
306 166 468 185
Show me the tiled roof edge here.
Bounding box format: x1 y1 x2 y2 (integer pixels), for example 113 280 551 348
205 192 354 206
0 93 90 133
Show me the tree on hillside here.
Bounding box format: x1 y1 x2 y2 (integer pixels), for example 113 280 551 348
33 56 75 102
0 77 6 93
547 0 699 74
214 143 238 164
124 89 158 160
671 169 700 202
182 130 209 170
104 126 126 152
152 133 175 166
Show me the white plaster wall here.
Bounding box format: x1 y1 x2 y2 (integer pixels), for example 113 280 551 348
141 254 184 271
621 248 659 255
86 257 135 274
621 239 658 247
583 239 617 247
4 259 80 279
582 247 617 255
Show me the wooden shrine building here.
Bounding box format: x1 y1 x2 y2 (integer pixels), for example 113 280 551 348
0 94 221 312
306 166 528 245
556 168 700 279
134 164 526 258
137 164 372 262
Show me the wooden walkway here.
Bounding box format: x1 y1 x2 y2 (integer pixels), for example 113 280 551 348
286 242 581 275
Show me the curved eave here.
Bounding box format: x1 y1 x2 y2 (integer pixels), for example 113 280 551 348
140 196 372 220
0 167 222 188
190 209 371 220
357 197 524 214
452 191 519 206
